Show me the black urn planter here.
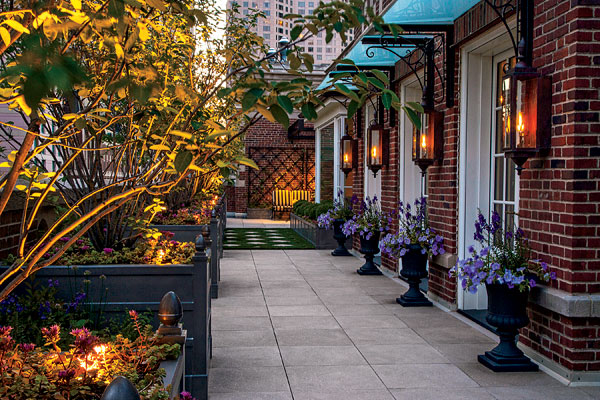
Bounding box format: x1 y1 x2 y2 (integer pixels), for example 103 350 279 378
331 219 352 256
357 231 382 275
478 283 538 372
397 245 432 307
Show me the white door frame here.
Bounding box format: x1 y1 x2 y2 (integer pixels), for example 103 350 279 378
457 19 517 310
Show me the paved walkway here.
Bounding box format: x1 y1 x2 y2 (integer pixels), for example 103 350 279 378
209 249 599 400
227 218 290 229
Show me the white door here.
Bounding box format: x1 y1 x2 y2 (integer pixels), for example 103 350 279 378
458 47 518 310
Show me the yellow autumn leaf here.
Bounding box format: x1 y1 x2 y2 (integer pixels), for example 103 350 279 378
16 185 27 191
115 43 124 58
149 144 170 151
170 130 192 139
15 95 32 115
0 27 10 47
138 24 149 41
4 19 30 34
71 0 82 11
0 162 12 168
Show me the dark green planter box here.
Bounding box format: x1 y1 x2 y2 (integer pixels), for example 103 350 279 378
290 213 350 249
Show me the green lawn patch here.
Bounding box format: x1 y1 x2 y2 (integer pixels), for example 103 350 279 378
224 228 315 250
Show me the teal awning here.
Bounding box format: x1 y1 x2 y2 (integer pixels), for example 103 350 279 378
346 42 413 67
383 0 480 26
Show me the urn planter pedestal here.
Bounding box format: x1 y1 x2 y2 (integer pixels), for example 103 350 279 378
397 245 432 307
331 219 352 256
478 283 538 372
357 232 382 276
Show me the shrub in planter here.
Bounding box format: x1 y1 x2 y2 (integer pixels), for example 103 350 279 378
0 311 180 399
342 197 391 275
380 197 445 307
449 211 557 372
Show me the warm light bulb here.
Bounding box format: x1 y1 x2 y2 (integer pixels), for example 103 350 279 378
343 153 349 163
420 134 426 149
517 112 524 133
371 146 377 159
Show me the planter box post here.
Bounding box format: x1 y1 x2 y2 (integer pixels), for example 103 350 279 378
188 235 211 399
210 211 220 299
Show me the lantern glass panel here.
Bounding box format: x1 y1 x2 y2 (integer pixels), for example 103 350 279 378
515 78 538 149
412 113 433 161
369 127 382 166
342 138 353 170
501 74 511 150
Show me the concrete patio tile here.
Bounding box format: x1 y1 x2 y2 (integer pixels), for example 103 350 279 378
456 363 564 387
209 367 290 393
212 316 272 331
275 329 352 346
318 294 379 305
312 287 367 296
265 295 323 306
261 287 316 297
286 365 387 392
208 392 293 400
219 286 264 297
267 305 331 317
280 345 367 366
292 390 395 400
414 326 495 344
484 386 594 400
394 313 471 329
212 296 267 306
581 387 600 397
372 364 479 389
212 305 269 317
211 346 282 368
344 328 427 345
356 344 450 365
390 388 496 400
213 330 277 348
271 316 341 330
260 280 312 289
336 315 408 330
430 343 495 364
327 304 392 316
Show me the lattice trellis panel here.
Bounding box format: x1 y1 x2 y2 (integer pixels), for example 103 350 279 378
247 146 315 207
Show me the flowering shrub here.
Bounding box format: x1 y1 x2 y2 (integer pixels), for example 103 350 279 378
0 312 180 399
380 197 445 258
38 232 195 266
316 191 358 229
342 196 391 239
449 211 556 293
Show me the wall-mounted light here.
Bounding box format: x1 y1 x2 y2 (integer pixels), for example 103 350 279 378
501 65 551 173
367 122 388 178
412 110 444 174
340 127 357 176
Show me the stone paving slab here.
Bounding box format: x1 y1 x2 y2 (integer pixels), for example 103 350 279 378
208 249 591 399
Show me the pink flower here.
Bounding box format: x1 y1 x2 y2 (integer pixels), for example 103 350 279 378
103 248 114 254
180 392 195 400
81 245 90 251
19 343 35 353
70 327 98 355
58 368 76 382
41 325 61 344
128 310 138 320
59 237 70 242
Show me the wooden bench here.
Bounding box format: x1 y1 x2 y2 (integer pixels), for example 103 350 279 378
272 189 313 219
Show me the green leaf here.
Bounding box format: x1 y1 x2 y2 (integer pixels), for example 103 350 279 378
288 53 301 70
337 58 356 66
301 103 318 120
347 100 359 118
382 91 392 110
174 151 193 173
334 84 359 102
403 106 421 130
406 101 425 113
217 88 232 98
367 77 385 90
290 25 303 41
371 69 389 86
237 157 259 170
270 104 290 128
277 96 294 114
241 89 263 111
333 21 343 32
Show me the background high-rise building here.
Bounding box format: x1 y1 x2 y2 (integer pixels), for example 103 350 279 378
227 0 351 66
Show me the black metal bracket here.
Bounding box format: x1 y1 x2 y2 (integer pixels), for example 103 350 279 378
361 29 453 109
287 118 315 141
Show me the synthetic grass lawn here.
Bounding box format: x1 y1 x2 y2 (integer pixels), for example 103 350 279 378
224 228 315 250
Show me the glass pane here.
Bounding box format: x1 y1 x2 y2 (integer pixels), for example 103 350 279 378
505 159 516 202
495 109 504 152
496 60 507 108
505 204 515 232
494 157 504 201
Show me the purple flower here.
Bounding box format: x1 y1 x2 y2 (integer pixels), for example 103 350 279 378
70 327 98 355
180 392 196 400
59 236 70 242
19 343 35 353
103 248 114 254
81 245 90 251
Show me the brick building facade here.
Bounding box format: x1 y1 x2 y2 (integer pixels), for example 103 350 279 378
315 0 600 384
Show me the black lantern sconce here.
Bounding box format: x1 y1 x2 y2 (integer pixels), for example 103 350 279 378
367 120 389 178
412 110 444 174
500 61 551 174
340 125 358 176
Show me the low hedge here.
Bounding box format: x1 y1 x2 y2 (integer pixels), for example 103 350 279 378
292 200 333 221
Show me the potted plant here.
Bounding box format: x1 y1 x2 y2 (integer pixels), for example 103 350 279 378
380 197 445 307
449 211 557 372
317 191 358 256
342 196 390 275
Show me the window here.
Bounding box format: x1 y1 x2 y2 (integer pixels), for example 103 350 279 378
243 1 248 6
299 8 305 14
264 10 270 15
278 27 283 33
317 47 322 52
309 8 313 14
308 46 313 52
317 54 322 60
264 33 270 39
298 1 305 6
308 1 313 6
243 9 248 14
285 6 288 11
492 55 518 230
263 25 270 31
264 2 269 6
